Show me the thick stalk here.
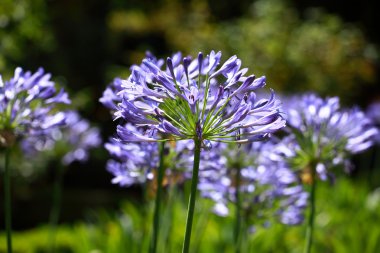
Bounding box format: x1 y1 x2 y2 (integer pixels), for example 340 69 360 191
304 165 317 253
4 147 12 253
182 138 202 253
150 141 166 253
234 166 242 253
49 163 65 252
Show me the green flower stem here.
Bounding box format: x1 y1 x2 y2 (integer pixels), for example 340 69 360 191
4 147 12 253
49 163 65 253
234 166 242 253
304 165 317 253
150 141 166 253
182 137 202 253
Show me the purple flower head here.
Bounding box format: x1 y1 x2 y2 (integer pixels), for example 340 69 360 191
99 51 167 113
60 111 102 165
105 124 195 187
110 51 285 144
0 67 70 147
21 111 101 165
197 139 307 228
105 136 158 186
282 93 378 178
99 78 124 111
366 101 380 144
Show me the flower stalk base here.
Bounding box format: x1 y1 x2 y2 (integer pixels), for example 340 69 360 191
182 138 202 253
4 148 13 253
150 141 166 253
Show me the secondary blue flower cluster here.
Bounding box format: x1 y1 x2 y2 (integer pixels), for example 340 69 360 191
21 110 101 165
105 126 159 186
105 134 201 187
59 111 102 165
366 101 380 144
198 140 307 226
113 51 285 144
282 93 378 179
0 67 70 147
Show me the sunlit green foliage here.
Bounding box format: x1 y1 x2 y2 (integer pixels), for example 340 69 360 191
2 178 380 253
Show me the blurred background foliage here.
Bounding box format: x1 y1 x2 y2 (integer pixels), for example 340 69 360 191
1 177 380 252
0 0 55 72
0 0 380 251
0 0 378 106
112 0 377 102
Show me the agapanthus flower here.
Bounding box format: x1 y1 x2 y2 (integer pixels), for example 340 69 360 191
105 127 196 187
282 93 378 179
59 111 102 164
114 51 285 144
0 67 70 147
102 51 286 253
366 101 380 144
198 140 307 227
99 78 124 111
21 110 101 165
100 52 165 112
105 128 159 186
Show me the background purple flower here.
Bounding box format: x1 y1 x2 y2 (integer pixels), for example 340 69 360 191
21 110 101 165
366 101 380 144
0 67 70 146
105 126 195 187
198 139 307 228
60 111 102 165
281 93 378 178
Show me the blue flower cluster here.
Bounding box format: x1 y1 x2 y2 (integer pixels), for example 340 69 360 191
281 93 378 180
1 50 378 242
100 52 379 233
0 67 101 166
366 101 380 144
198 140 308 226
2 49 379 253
0 67 70 147
21 110 101 165
100 51 306 231
106 51 285 143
